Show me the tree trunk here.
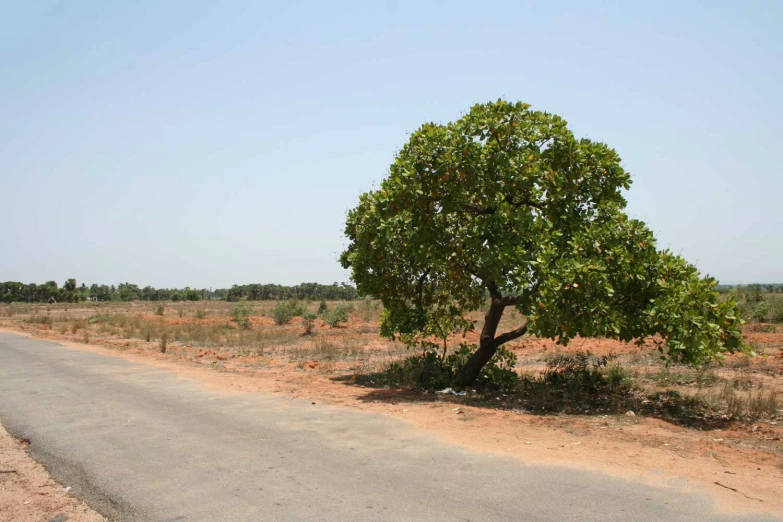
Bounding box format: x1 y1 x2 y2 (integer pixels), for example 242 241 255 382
454 291 528 387
454 339 498 386
454 298 504 386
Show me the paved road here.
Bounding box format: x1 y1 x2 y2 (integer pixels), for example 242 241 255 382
0 333 777 522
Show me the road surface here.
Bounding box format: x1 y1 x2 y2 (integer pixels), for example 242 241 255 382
0 332 777 521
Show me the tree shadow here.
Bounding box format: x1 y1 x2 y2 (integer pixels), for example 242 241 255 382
331 372 734 431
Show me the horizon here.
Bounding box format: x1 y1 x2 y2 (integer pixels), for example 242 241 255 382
2 1 781 287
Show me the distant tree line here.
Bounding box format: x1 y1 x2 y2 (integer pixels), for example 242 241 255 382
0 280 358 303
716 284 783 294
224 282 357 302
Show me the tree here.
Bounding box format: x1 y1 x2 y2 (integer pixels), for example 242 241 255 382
62 278 79 302
340 100 745 386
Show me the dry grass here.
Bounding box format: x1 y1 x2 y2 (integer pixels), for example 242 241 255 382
1 300 780 427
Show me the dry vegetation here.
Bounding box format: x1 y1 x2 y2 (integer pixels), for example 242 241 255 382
1 299 782 507
1 299 780 425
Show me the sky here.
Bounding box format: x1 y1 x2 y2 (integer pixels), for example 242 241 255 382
1 1 780 288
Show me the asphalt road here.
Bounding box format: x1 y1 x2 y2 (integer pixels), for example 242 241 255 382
0 332 778 522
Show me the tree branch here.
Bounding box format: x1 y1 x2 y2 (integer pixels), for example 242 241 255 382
494 319 529 346
498 295 519 307
485 280 502 301
504 193 544 210
462 203 498 215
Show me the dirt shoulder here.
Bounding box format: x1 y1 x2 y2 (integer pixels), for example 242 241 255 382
2 324 781 516
0 419 105 522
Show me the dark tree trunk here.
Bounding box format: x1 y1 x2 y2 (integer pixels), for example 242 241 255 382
454 339 499 387
455 298 503 386
454 287 528 387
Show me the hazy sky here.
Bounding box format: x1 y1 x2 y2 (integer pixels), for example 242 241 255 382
1 1 780 288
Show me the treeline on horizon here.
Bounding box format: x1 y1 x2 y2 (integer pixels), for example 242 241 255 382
716 283 783 293
0 280 358 303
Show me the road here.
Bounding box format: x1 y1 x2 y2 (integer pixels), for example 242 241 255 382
0 332 777 522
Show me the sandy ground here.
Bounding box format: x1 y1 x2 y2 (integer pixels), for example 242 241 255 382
2 325 781 517
0 420 105 522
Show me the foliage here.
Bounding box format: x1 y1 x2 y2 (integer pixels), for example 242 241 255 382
733 288 783 324
750 301 771 323
155 304 165 316
301 311 317 335
231 302 253 329
322 302 354 327
317 299 328 315
272 300 305 325
379 344 518 391
341 99 746 385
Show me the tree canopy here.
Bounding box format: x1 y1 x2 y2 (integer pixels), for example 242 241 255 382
341 100 745 386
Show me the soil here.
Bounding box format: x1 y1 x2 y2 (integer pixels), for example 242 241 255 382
0 420 104 522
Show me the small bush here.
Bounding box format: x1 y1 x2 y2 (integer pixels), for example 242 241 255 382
722 383 779 421
272 302 294 325
272 300 305 325
317 299 328 315
232 302 253 329
70 320 86 334
301 311 317 335
322 302 353 327
155 304 165 316
194 309 208 319
768 296 783 323
378 344 518 391
751 301 770 322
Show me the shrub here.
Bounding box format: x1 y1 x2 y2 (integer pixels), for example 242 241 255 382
751 301 770 322
194 309 208 319
317 299 328 315
231 302 253 329
768 296 783 323
378 343 518 391
301 311 317 335
322 302 353 327
155 304 165 316
272 300 306 325
272 302 294 325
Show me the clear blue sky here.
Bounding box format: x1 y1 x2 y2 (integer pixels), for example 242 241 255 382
1 1 780 288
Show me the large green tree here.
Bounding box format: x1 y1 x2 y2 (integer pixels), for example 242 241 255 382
341 100 745 386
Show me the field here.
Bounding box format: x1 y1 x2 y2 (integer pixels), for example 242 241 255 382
1 299 782 510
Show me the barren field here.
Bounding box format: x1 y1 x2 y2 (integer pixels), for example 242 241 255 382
1 300 781 513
